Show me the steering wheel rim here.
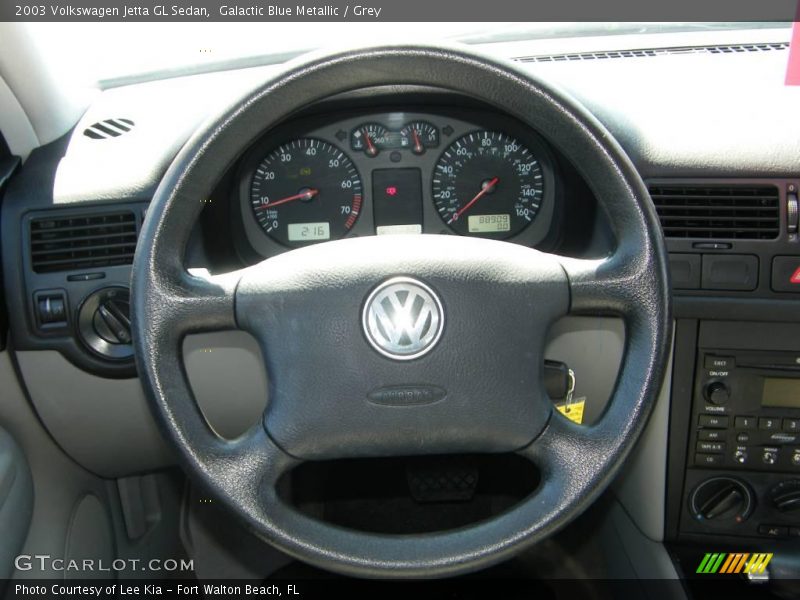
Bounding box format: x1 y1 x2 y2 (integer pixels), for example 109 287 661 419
131 44 672 578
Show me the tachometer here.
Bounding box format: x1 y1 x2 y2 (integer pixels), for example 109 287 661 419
250 138 362 247
432 131 543 239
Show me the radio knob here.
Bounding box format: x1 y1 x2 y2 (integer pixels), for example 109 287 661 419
704 381 730 406
690 477 753 523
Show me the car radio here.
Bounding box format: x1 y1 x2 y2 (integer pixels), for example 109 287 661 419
691 350 800 473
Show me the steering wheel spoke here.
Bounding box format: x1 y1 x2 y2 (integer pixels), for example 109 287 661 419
558 252 658 317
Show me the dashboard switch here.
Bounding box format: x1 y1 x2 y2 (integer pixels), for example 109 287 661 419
34 291 68 328
787 185 798 234
701 254 758 291
669 254 700 289
772 256 800 293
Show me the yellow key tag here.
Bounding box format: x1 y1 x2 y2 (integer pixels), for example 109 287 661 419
556 397 586 425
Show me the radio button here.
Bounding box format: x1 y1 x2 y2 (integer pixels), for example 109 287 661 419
704 355 734 370
736 432 750 443
759 417 780 431
697 441 726 453
735 416 756 430
734 450 748 464
699 415 729 428
695 453 723 467
762 450 778 465
699 430 725 441
792 453 800 467
783 419 799 433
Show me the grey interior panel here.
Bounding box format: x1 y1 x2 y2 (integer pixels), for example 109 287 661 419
0 351 115 579
63 493 115 580
612 328 675 543
183 331 268 440
15 350 173 478
600 499 685 598
0 427 33 582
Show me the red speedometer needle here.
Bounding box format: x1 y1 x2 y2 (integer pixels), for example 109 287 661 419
255 188 319 210
451 177 499 222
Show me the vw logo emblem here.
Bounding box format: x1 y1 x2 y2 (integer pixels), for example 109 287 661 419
362 277 444 360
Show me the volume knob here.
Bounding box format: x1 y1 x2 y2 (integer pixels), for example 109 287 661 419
705 381 730 406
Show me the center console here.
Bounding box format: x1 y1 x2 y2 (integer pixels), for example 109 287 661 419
670 321 800 544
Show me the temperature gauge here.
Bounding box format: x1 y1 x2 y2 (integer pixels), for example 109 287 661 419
400 121 440 155
351 123 392 157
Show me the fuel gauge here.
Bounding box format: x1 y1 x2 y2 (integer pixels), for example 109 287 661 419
400 121 439 155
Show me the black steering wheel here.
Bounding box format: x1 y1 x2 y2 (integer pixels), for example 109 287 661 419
131 44 671 578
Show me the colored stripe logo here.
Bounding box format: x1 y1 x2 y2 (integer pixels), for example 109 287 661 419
696 553 773 574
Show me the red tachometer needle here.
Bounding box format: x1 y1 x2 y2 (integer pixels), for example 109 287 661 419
255 188 319 210
451 177 499 222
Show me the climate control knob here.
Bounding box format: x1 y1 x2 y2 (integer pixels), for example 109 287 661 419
704 381 730 405
690 477 754 524
770 480 800 513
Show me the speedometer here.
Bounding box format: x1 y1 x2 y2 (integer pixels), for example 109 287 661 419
250 138 362 247
432 131 544 239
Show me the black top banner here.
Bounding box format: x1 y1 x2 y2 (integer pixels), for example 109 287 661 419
2 0 799 22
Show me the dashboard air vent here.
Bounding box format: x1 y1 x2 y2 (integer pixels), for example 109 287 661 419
83 118 135 140
30 211 138 273
514 42 789 64
649 184 780 240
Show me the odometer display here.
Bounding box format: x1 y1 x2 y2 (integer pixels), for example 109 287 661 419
468 214 511 233
432 131 543 239
250 138 362 247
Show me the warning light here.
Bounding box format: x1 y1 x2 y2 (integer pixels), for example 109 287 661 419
385 186 398 196
791 266 800 284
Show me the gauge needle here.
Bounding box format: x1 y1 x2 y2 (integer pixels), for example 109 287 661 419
255 188 319 210
451 177 499 222
411 128 423 153
363 130 378 156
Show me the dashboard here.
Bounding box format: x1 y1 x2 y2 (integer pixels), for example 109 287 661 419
234 109 559 258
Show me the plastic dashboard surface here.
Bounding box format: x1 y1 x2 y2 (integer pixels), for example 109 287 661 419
234 109 558 259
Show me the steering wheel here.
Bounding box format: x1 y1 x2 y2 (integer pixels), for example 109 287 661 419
131 44 671 578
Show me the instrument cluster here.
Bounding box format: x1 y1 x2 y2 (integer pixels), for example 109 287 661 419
237 110 558 256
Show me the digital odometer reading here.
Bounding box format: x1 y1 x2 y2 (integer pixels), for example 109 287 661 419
250 138 362 247
287 222 331 242
468 214 510 233
432 131 544 239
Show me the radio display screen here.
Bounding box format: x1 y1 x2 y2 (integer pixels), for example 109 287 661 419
762 377 800 408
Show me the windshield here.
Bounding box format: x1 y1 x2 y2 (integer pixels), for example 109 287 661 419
26 21 791 86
